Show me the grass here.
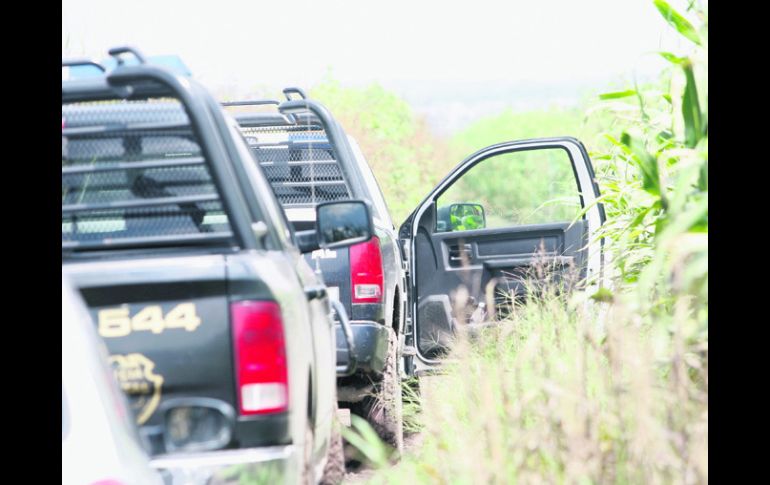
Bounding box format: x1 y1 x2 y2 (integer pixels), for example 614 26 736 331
360 283 707 483
401 377 424 435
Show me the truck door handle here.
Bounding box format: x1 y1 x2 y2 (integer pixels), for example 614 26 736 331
448 243 472 263
304 286 327 300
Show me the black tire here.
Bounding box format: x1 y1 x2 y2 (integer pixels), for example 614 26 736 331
363 326 404 456
319 401 346 485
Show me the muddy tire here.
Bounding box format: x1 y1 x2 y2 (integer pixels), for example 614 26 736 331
319 401 346 485
363 326 404 456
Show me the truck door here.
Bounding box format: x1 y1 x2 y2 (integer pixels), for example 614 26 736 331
400 137 605 364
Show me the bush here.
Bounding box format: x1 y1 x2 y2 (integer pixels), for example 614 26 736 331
311 80 455 225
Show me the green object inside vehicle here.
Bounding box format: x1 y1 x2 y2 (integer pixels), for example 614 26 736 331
449 203 485 231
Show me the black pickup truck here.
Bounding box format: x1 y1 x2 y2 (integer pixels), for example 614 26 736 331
226 93 408 452
61 47 371 485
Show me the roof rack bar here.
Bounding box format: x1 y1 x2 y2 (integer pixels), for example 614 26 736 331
272 181 347 187
62 58 107 72
62 157 205 175
249 140 333 148
258 160 339 167
283 87 307 100
62 194 219 214
108 46 148 65
221 100 280 107
62 231 233 251
63 121 191 137
238 121 323 131
280 202 325 207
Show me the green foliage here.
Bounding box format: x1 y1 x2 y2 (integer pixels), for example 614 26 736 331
591 0 708 312
310 80 454 225
401 377 424 434
450 108 591 155
598 90 638 100
653 0 702 45
340 414 394 469
366 288 708 484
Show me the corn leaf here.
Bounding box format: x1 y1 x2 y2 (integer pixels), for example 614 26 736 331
653 0 702 45
599 90 638 100
681 60 704 148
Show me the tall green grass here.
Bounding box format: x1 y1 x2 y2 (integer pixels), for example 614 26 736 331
365 285 707 484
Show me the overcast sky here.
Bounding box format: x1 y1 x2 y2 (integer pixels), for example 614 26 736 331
62 0 693 131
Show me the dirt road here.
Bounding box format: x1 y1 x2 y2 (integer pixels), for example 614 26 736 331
342 375 441 483
342 431 424 484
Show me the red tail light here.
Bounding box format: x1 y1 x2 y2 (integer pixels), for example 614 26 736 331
350 236 384 303
231 301 288 416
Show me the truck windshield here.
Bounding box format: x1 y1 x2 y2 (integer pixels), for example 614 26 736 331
62 99 235 251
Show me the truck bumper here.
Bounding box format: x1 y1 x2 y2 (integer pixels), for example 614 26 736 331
336 320 390 375
151 445 299 485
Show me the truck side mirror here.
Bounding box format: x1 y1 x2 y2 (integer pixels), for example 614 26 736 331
316 200 374 249
437 203 487 232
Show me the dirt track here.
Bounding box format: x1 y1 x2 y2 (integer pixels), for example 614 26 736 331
342 431 423 484
342 375 441 483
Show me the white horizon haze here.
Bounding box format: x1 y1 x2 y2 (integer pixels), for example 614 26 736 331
62 0 695 133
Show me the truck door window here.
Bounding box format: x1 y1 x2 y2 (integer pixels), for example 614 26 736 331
435 147 581 232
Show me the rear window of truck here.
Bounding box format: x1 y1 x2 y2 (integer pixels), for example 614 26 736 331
240 126 352 207
62 100 234 250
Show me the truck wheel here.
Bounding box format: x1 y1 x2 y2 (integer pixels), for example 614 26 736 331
319 401 346 485
364 326 404 456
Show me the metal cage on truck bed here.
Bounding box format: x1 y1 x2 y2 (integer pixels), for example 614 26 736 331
62 47 267 254
62 100 234 250
223 89 363 211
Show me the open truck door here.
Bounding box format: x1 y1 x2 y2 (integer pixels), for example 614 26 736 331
399 137 605 368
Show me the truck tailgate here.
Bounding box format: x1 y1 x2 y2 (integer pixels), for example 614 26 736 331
304 247 351 317
64 254 235 452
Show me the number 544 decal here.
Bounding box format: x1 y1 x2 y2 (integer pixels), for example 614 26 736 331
98 303 201 338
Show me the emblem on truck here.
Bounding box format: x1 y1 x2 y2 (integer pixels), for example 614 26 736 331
109 353 164 425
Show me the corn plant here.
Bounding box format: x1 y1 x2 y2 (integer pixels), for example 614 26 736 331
589 0 707 310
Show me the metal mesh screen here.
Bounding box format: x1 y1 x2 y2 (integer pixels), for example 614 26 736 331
62 99 233 248
239 126 352 207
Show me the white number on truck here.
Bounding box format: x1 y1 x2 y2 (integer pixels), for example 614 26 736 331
98 303 201 338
